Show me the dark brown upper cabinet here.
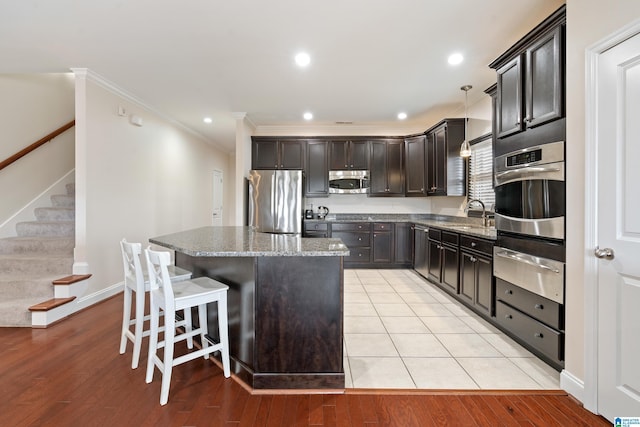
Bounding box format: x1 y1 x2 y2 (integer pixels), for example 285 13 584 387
425 119 465 197
404 134 427 196
490 5 565 146
251 138 304 170
329 140 369 170
525 26 563 129
496 56 523 139
369 139 404 196
305 140 329 197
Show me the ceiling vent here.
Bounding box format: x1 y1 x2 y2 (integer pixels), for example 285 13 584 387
335 121 354 125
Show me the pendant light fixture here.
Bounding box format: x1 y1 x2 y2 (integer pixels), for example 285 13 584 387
459 85 472 158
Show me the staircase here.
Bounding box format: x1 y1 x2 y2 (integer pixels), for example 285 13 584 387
0 183 76 327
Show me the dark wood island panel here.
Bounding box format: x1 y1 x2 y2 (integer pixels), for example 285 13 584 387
175 252 345 390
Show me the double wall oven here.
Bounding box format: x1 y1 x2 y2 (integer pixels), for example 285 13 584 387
492 141 566 370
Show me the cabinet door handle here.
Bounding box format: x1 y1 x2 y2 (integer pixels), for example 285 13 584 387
505 289 513 295
471 242 476 247
534 332 544 338
515 119 521 126
534 304 544 310
358 237 362 241
505 314 512 319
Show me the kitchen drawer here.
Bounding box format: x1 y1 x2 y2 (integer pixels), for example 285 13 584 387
331 231 370 247
496 278 563 330
460 235 493 256
428 229 441 241
373 222 392 231
496 300 563 363
344 247 370 263
331 222 370 232
304 222 329 232
442 231 459 246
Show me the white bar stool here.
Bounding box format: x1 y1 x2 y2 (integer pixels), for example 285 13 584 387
144 247 230 406
119 239 193 369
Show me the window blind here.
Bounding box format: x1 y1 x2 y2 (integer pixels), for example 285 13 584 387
468 139 495 210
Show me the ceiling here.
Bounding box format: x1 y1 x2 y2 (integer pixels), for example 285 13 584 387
0 0 564 153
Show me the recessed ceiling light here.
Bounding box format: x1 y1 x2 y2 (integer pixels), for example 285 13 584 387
397 112 407 120
295 52 311 67
448 53 464 65
303 112 313 120
203 117 213 124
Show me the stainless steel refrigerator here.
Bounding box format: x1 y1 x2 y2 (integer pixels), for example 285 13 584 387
247 170 302 234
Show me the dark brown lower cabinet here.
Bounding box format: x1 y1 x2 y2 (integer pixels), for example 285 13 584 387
331 222 371 267
459 235 495 317
372 223 393 263
460 251 493 317
427 228 459 294
394 222 413 266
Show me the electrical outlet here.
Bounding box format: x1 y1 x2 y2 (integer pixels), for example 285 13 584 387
118 105 127 116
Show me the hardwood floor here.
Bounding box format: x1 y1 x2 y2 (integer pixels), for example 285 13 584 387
0 294 608 426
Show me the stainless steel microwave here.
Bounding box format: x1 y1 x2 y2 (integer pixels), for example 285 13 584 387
328 170 370 194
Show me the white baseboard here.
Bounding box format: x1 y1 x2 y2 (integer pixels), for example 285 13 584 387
76 281 124 308
560 369 585 403
32 281 124 328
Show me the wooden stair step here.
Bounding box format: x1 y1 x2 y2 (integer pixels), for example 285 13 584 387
52 274 92 285
29 297 76 312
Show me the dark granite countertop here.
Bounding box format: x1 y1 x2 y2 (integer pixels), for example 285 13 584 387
150 226 349 257
305 213 497 240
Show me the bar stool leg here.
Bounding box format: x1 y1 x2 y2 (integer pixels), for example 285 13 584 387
159 310 175 406
197 304 208 358
131 289 145 369
183 308 194 349
145 300 159 384
218 294 230 378
119 285 132 355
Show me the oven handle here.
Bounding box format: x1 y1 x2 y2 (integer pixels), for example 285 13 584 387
495 250 561 274
495 166 561 180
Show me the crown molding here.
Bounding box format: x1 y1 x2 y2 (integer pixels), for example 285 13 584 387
69 68 218 148
252 123 427 137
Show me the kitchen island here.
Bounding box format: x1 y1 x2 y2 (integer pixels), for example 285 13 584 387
149 226 349 390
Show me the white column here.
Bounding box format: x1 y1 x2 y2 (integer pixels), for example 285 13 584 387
232 112 253 226
70 68 89 274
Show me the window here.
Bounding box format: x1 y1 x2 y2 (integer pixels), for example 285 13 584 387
468 136 495 210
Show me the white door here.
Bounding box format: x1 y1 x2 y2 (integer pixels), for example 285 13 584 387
596 30 640 421
212 170 223 226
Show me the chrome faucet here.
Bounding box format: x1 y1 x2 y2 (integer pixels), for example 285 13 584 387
466 199 488 227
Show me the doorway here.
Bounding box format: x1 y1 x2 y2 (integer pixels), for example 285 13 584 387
212 169 223 226
585 21 640 421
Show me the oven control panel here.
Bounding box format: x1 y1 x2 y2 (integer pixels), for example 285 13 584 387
507 149 541 166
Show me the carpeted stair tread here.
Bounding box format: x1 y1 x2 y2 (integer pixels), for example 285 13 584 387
51 194 75 207
34 207 75 221
16 221 75 237
0 236 74 254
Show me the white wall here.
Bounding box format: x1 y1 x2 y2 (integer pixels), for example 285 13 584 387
0 74 75 228
563 0 640 390
75 71 232 296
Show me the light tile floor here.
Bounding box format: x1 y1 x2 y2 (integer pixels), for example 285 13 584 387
343 269 561 390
